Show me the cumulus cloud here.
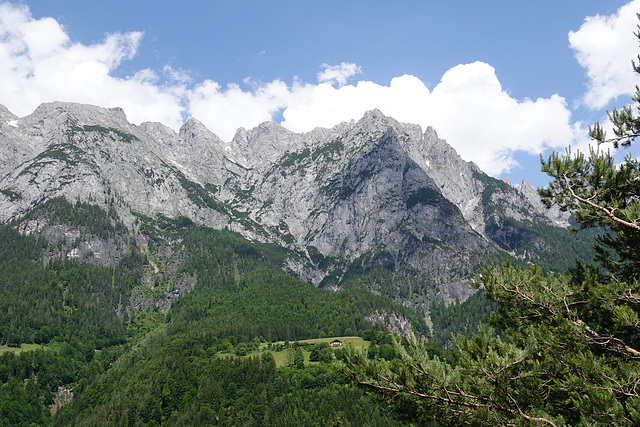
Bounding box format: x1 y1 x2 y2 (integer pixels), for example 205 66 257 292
0 2 185 128
317 62 362 87
0 2 614 176
163 65 191 84
569 0 640 109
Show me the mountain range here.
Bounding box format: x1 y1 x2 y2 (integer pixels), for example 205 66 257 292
0 101 590 320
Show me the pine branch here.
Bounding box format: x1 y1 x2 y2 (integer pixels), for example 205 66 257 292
354 376 558 427
561 173 640 232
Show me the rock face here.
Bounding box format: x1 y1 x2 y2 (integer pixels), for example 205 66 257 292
0 102 574 307
514 177 570 227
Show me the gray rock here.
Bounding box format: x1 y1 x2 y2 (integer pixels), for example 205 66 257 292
0 101 576 309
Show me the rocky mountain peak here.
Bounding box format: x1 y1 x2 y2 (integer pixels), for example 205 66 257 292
25 102 132 130
520 177 533 191
354 109 401 135
360 108 388 123
178 118 228 156
423 125 439 140
517 177 570 227
179 117 225 147
230 120 301 169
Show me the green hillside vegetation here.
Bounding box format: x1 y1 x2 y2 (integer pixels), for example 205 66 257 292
0 222 144 348
428 290 501 348
52 227 414 425
0 195 599 426
0 204 426 426
266 336 368 348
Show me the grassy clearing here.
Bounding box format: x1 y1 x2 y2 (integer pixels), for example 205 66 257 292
0 343 42 355
216 337 370 368
264 336 369 368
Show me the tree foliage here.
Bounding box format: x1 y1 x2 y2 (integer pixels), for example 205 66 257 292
540 147 640 280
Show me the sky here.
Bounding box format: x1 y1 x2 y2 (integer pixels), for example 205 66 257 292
1 1 639 187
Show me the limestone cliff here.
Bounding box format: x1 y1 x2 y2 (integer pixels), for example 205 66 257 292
0 102 583 311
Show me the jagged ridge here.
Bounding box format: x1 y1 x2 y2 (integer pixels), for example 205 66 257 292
0 102 580 311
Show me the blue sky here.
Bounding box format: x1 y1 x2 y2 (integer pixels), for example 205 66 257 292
1 1 639 187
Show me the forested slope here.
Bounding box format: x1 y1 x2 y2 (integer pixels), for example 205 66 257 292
0 200 428 426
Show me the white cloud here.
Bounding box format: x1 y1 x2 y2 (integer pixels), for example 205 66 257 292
0 3 585 176
0 2 185 128
163 65 191 84
188 79 290 139
569 0 640 109
317 62 362 87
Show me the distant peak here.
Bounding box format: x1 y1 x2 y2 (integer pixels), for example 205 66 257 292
362 108 386 119
178 117 225 146
502 177 514 187
179 117 212 136
356 110 426 137
236 120 295 143
232 126 248 141
26 101 133 129
424 126 439 140
258 120 283 130
520 178 534 192
359 109 395 125
108 106 128 122
182 117 206 128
